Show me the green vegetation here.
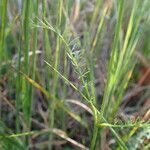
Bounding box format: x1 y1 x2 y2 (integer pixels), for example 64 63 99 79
0 0 150 149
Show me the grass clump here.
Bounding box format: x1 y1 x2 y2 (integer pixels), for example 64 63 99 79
0 0 150 149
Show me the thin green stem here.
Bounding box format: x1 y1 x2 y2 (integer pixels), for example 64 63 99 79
0 0 7 59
